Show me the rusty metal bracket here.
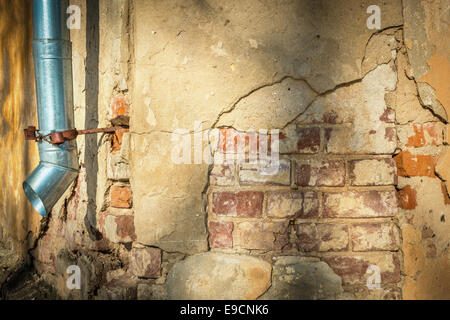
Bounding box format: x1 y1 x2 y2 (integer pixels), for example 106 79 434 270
24 126 127 145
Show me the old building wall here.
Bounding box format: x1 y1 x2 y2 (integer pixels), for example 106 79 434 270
0 1 40 258
1 0 448 300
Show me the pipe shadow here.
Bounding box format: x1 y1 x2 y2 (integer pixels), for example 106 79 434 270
83 0 101 241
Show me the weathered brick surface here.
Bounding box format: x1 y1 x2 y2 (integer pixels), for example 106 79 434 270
239 159 290 186
395 151 436 177
210 165 235 186
324 253 401 285
108 152 130 181
296 223 349 252
212 191 263 217
296 160 345 187
349 158 397 186
397 123 444 147
128 247 161 279
110 96 130 120
217 128 269 155
398 185 417 210
280 126 320 153
323 191 398 218
266 191 319 218
110 185 133 208
233 221 289 250
325 126 397 154
351 223 400 251
112 129 130 152
208 221 233 249
99 214 136 243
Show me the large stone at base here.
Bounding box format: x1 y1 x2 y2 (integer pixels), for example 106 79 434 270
260 256 344 300
166 252 271 300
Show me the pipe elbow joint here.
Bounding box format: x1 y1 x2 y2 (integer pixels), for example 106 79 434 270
23 161 78 217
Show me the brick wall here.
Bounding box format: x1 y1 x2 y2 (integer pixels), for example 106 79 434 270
208 117 402 299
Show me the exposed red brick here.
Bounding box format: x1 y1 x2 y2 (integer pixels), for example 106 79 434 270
351 222 400 251
323 254 401 285
110 97 130 119
234 221 289 250
265 191 319 218
115 216 136 241
398 185 417 210
406 123 442 147
296 160 345 187
212 191 263 217
110 185 133 208
280 127 320 153
323 191 397 218
394 151 436 177
295 127 320 153
296 223 349 252
208 221 233 249
217 128 269 154
210 165 235 186
349 158 397 186
112 129 129 152
128 247 161 279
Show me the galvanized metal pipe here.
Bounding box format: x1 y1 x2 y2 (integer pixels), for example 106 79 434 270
23 0 79 216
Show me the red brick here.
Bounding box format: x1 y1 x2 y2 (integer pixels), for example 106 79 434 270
233 221 289 250
296 223 349 252
210 165 235 186
217 128 269 154
349 158 397 186
324 126 397 154
280 127 320 154
115 216 136 241
110 97 130 119
99 213 136 243
351 222 400 251
208 221 233 249
398 185 417 210
323 253 401 285
239 159 290 186
128 247 161 279
265 191 319 218
296 160 345 187
406 123 443 147
394 151 436 177
110 185 133 208
323 191 397 218
112 129 129 152
212 191 263 218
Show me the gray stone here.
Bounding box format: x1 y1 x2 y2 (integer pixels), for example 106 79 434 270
166 252 271 300
417 82 448 121
260 257 344 300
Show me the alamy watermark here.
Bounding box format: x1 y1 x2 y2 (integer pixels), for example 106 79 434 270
366 264 381 290
171 121 281 174
66 265 81 290
367 5 381 30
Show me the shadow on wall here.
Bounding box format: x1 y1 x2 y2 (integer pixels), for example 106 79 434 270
83 0 102 241
0 0 40 255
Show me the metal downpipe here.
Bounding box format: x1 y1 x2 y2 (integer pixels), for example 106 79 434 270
23 0 79 217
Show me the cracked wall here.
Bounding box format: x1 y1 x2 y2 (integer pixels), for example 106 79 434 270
1 0 448 300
